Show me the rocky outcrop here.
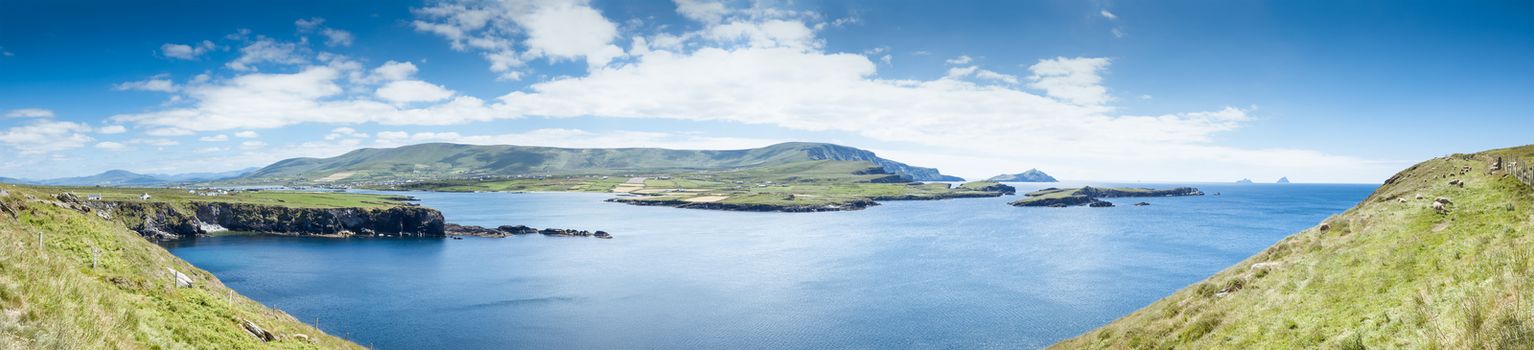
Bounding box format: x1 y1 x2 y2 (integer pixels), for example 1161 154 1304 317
79 200 445 240
608 197 879 212
445 223 612 239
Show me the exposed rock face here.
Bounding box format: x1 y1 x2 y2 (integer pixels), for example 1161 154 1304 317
80 200 445 240
1277 177 1291 184
987 169 1059 182
445 223 612 239
969 182 1018 195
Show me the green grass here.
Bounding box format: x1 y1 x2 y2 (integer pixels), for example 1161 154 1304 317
36 186 406 209
1051 147 1534 349
0 185 359 349
399 160 1005 209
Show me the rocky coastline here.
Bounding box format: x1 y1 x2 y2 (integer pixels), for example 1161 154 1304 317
49 193 446 240
445 223 612 239
1011 186 1204 208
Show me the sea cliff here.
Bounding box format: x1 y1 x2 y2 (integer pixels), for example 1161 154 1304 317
54 194 446 239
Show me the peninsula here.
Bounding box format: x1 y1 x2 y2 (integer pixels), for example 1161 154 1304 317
1011 186 1204 207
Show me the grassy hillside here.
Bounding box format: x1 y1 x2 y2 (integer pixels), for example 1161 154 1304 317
235 142 960 184
0 185 360 349
1052 146 1534 349
41 186 409 209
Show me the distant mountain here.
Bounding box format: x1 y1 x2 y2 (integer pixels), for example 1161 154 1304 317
987 169 1058 182
0 176 30 185
1276 177 1291 184
11 168 258 187
238 142 964 183
35 170 165 186
1236 178 1254 184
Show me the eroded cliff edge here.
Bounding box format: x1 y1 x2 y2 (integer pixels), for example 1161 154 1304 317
54 194 446 239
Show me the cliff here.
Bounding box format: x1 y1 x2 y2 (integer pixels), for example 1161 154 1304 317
64 196 445 239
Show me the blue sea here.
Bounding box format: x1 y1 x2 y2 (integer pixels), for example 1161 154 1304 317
162 183 1375 349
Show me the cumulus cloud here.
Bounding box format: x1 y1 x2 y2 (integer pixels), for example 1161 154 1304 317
114 77 178 92
376 80 455 104
96 125 128 134
234 131 260 138
227 37 306 71
0 120 94 154
4 108 54 118
161 41 216 60
412 0 624 78
945 55 972 65
95 142 126 150
1028 57 1111 106
199 134 229 142
1100 10 1117 20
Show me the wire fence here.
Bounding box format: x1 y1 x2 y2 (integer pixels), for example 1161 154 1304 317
1507 157 1534 189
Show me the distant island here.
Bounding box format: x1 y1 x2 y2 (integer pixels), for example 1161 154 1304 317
1011 186 1204 207
1276 177 1291 184
987 169 1058 182
1235 178 1254 184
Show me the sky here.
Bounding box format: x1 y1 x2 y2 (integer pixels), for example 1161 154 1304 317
1 0 1531 183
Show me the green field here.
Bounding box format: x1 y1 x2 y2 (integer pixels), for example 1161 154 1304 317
1053 146 1534 349
0 185 359 348
36 186 409 209
397 160 1005 209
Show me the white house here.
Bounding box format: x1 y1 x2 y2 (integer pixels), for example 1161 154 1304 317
139 193 152 200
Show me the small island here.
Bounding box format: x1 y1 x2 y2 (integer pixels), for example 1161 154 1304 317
1010 186 1204 207
987 169 1058 182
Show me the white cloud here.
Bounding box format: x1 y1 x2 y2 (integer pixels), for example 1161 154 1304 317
234 131 260 138
376 80 455 104
94 142 126 150
241 140 267 149
945 55 972 65
412 0 624 77
114 77 178 92
146 127 195 136
296 17 326 31
97 125 127 134
1027 57 1111 106
325 127 369 140
227 38 306 71
161 41 216 60
1100 10 1118 20
129 138 179 147
199 134 229 142
371 61 419 81
4 108 54 118
322 28 354 47
675 0 728 23
0 120 94 154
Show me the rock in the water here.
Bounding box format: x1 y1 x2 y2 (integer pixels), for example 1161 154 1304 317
1133 202 1151 206
1088 200 1115 207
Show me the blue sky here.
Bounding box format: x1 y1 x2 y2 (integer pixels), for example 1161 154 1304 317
1 0 1531 182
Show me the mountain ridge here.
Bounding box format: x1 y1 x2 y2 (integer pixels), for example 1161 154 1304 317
239 142 963 183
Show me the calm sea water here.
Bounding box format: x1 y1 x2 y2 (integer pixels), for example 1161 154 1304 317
162 182 1375 349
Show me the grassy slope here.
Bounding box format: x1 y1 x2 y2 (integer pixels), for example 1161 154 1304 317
235 142 952 184
408 160 996 208
1053 147 1534 349
0 186 359 349
41 186 406 209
